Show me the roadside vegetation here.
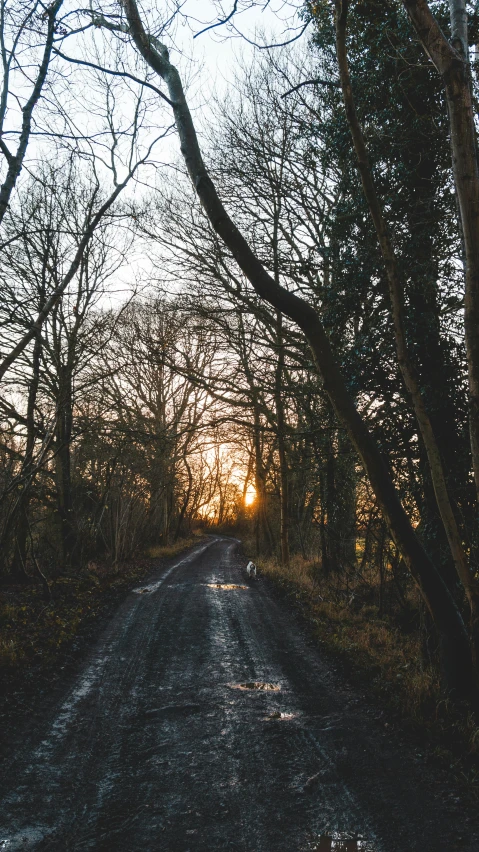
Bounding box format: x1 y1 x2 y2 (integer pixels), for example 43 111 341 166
0 535 204 715
258 550 479 782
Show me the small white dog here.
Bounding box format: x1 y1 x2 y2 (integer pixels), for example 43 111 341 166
246 560 257 579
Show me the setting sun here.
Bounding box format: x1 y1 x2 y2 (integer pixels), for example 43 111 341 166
245 485 256 507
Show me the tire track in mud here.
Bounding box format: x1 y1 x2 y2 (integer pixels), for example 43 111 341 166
0 540 215 849
0 537 477 851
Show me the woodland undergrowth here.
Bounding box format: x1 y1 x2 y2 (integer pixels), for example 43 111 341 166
258 552 479 789
0 534 204 711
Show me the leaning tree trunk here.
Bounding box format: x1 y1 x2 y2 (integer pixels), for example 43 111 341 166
118 0 477 700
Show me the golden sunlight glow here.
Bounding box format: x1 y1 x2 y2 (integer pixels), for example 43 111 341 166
195 444 256 520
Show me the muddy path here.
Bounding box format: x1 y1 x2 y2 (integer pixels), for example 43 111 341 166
0 537 476 851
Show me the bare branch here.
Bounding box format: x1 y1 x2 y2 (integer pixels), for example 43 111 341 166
281 78 340 98
53 48 175 107
193 0 239 39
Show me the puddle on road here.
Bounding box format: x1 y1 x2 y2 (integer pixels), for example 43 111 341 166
310 834 376 851
0 827 48 849
229 681 281 691
263 710 296 721
206 583 248 590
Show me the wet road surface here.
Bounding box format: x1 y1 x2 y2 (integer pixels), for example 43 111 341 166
0 537 476 851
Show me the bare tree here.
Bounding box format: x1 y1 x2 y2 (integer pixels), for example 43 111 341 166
0 0 63 224
96 0 475 698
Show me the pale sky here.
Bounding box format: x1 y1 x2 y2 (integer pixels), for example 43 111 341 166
1 1 309 311
166 0 304 92
88 0 308 304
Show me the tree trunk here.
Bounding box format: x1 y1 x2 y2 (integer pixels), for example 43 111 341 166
55 375 76 570
325 433 338 573
319 469 329 574
253 404 274 556
274 313 290 567
174 458 193 541
11 329 43 581
337 430 357 571
378 523 386 618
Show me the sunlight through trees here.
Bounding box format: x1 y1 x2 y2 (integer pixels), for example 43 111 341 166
2 0 479 707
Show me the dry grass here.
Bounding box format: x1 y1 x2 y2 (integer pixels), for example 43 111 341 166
0 636 21 667
145 534 203 560
259 554 479 766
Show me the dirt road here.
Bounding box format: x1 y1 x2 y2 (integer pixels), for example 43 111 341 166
0 537 476 851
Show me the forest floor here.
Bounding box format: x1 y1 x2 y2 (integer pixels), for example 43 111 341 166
0 535 478 851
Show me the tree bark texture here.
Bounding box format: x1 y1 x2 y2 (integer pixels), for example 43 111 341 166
449 0 468 57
